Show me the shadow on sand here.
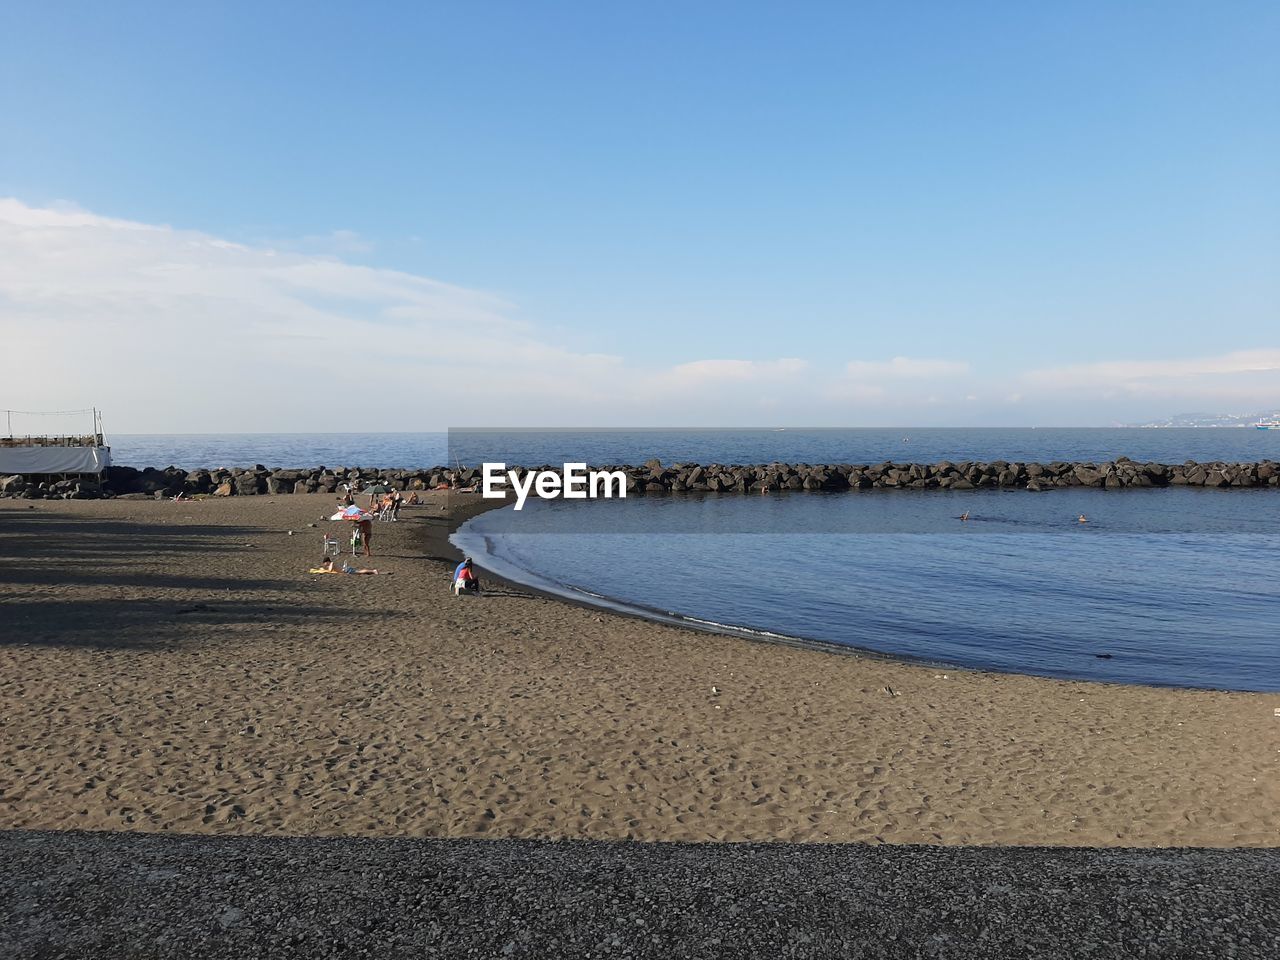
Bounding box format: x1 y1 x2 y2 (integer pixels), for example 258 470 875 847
0 508 399 649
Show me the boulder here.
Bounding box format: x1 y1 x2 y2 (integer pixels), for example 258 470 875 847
234 474 263 496
1073 466 1104 486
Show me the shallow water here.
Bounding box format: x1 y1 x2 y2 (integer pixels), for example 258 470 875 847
453 488 1280 691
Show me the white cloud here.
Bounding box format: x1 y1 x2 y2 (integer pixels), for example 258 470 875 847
298 229 374 257
844 357 971 379
10 198 1267 431
1020 350 1280 413
664 358 808 385
0 199 824 430
1023 349 1280 391
826 356 972 406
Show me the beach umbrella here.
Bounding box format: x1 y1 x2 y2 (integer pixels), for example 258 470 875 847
364 483 393 494
332 505 372 521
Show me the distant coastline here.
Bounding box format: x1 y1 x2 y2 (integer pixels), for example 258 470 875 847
1126 411 1280 428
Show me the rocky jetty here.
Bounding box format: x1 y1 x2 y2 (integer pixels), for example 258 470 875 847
2 457 1278 500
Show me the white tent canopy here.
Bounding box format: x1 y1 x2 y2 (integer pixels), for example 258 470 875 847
0 445 111 474
1 407 111 475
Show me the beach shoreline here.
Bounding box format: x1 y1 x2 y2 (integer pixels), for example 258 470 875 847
1 493 1277 846
438 496 937 675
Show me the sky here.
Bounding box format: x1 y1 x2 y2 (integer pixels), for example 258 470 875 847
1 1 1277 432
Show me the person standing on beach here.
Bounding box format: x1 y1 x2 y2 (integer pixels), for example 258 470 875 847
357 516 373 556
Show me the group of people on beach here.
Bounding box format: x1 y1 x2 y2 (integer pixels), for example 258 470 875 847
309 486 483 592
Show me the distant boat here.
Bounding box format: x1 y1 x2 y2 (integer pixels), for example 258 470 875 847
1256 419 1280 430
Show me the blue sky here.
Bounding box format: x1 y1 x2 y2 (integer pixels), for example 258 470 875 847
2 2 1277 430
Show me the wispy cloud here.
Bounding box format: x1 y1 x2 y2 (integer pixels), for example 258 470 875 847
825 357 972 406
1020 350 1280 412
0 200 826 429
297 229 374 257
1023 349 1280 391
844 357 971 379
665 358 808 384
5 198 1272 430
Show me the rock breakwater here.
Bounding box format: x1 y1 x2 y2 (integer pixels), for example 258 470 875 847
2 457 1279 500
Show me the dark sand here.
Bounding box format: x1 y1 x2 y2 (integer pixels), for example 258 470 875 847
5 493 1280 957
2 493 1277 846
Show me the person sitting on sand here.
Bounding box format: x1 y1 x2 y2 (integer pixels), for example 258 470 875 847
452 557 481 595
309 557 387 575
405 491 420 506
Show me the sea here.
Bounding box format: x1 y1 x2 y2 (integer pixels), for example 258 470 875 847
112 430 1280 691
111 427 1280 471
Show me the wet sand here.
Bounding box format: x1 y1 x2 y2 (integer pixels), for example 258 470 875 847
1 494 1277 845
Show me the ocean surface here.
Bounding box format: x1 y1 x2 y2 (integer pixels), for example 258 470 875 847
451 487 1280 693
109 430 1279 690
111 428 1280 470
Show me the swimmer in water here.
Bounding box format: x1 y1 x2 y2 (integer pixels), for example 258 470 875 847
958 511 970 521
1077 514 1088 523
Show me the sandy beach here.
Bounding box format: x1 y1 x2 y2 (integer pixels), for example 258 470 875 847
1 493 1276 846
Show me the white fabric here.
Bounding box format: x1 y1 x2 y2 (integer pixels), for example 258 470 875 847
0 446 111 474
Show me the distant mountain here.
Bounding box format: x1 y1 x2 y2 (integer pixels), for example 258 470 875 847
1127 411 1280 428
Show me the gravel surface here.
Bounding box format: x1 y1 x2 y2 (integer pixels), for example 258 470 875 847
3 831 1278 959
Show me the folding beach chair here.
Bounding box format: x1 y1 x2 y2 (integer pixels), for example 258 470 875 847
322 533 341 557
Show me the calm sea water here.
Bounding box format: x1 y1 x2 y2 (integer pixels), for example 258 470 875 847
110 430 1279 690
110 428 1280 470
453 489 1280 691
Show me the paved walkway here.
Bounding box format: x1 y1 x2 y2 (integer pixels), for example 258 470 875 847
3 831 1277 958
